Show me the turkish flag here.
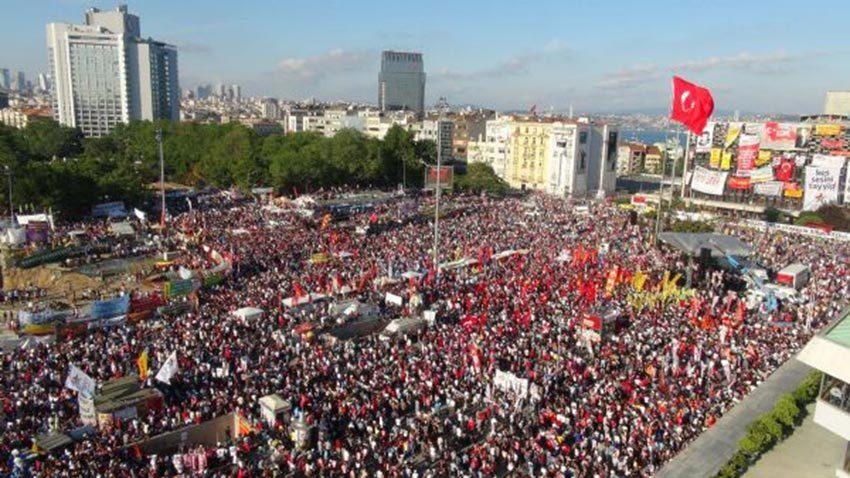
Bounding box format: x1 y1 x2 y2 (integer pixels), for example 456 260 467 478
670 76 714 135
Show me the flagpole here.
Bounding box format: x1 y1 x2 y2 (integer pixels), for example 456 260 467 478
654 79 675 247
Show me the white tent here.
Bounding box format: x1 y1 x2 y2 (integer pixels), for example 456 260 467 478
233 307 264 321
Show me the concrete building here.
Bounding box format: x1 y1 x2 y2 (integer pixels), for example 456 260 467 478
797 308 850 478
0 69 9 90
46 5 179 136
196 84 212 100
643 145 664 175
414 119 454 160
450 112 491 161
0 91 8 110
467 116 511 178
617 142 647 176
378 51 425 116
11 71 26 92
0 107 52 129
231 84 242 102
824 91 850 117
261 98 279 120
588 124 619 197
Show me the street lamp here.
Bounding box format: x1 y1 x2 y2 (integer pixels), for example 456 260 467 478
4 165 13 227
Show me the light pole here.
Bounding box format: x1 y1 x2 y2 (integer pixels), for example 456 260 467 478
433 97 448 281
4 166 12 226
156 128 166 232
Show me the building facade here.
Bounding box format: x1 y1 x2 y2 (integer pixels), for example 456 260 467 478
47 5 179 136
824 91 850 117
617 143 647 176
414 119 454 161
378 51 425 117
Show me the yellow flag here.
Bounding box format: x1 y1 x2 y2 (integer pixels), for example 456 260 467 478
632 271 647 291
137 348 149 381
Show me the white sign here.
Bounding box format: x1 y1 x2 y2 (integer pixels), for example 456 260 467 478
803 165 842 211
690 166 728 196
65 364 96 398
155 351 179 384
695 123 714 153
811 154 846 169
753 181 783 197
385 292 404 306
493 370 529 398
749 165 774 184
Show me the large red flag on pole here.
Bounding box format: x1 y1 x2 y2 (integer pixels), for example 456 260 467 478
670 76 714 135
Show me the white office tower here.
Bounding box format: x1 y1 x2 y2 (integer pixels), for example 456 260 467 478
46 5 179 137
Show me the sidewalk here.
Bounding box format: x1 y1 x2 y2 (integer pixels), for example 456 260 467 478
656 358 812 478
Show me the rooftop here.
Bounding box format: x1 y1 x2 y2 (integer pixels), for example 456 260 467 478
825 312 850 348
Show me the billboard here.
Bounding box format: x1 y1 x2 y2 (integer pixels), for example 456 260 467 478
803 165 842 211
761 122 796 150
690 166 728 196
425 166 453 190
754 181 783 197
736 133 759 176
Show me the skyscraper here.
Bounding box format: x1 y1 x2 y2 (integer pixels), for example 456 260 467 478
46 5 179 137
11 71 26 92
378 51 425 116
0 69 9 90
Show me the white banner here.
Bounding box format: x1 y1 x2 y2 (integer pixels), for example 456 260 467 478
65 364 96 398
803 165 842 211
155 351 178 384
749 165 774 184
695 123 714 153
811 154 846 169
493 370 529 398
133 208 147 222
753 181 783 197
385 292 403 306
690 166 728 196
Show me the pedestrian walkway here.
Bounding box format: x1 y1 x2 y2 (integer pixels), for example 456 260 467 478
743 403 843 478
656 358 813 478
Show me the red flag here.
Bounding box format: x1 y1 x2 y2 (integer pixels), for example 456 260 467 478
670 76 714 135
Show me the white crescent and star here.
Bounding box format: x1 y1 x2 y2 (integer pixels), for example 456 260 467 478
680 90 696 113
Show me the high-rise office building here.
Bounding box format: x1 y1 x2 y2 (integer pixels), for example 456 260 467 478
11 71 26 92
46 5 179 137
378 51 425 116
231 84 242 102
0 69 10 90
37 73 49 92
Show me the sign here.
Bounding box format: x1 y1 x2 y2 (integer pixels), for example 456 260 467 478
156 351 178 384
385 292 403 306
695 124 714 153
25 221 49 244
803 165 842 211
493 370 529 398
795 125 813 148
727 176 751 190
754 181 783 197
775 159 796 182
756 150 772 167
761 122 797 150
90 295 131 320
736 133 759 176
164 278 196 298
815 124 842 136
784 182 803 198
749 165 774 184
709 148 722 168
721 152 733 170
690 166 728 196
65 364 96 397
724 123 742 149
821 137 845 150
811 154 846 169
78 395 97 426
425 166 453 190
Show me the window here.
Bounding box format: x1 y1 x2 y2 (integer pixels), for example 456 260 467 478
579 131 588 144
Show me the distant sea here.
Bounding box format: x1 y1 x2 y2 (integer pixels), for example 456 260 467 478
621 129 684 146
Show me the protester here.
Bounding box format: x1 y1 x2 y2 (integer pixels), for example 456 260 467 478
1 190 848 477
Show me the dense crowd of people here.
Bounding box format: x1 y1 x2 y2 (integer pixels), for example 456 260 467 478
1 190 849 477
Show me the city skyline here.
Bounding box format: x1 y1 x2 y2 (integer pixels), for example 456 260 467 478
3 0 850 113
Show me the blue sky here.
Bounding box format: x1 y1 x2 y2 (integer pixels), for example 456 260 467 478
3 0 850 114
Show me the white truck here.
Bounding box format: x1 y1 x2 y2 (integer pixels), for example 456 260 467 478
775 263 811 290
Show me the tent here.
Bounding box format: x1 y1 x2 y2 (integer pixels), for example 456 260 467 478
658 232 753 257
233 307 264 321
259 394 289 426
382 317 425 337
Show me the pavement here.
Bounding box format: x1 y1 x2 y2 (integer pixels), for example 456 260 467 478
656 358 813 478
743 403 845 478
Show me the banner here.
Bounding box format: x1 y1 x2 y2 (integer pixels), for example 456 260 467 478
90 295 131 320
761 122 797 150
91 201 127 218
754 181 783 197
821 137 845 151
133 208 147 222
756 150 772 167
721 152 733 170
690 166 728 196
155 351 178 384
724 123 742 149
385 292 403 306
775 159 796 182
65 364 96 397
736 133 759 176
811 154 846 169
815 124 842 136
26 222 50 244
709 148 722 168
727 176 751 190
803 165 842 211
784 182 803 198
164 279 196 299
425 166 453 190
749 165 774 183
695 124 714 153
493 370 529 398
795 125 813 148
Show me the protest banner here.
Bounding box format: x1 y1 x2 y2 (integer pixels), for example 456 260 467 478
690 166 728 196
65 364 96 397
90 295 131 320
803 165 842 211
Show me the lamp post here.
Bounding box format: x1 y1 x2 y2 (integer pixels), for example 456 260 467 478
156 129 166 231
433 97 449 281
4 165 12 226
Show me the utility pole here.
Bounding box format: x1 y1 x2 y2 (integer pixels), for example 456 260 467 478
433 96 449 281
156 129 166 234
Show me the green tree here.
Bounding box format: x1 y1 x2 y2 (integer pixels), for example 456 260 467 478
455 162 510 193
18 119 83 161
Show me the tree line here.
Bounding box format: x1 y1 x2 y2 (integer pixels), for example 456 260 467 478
0 119 508 218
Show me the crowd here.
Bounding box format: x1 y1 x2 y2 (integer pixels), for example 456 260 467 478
1 191 849 477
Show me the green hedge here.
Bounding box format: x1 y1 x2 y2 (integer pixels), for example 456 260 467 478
713 371 822 478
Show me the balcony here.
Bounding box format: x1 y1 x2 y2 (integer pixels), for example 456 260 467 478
814 375 850 441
